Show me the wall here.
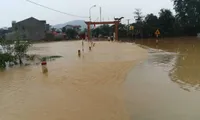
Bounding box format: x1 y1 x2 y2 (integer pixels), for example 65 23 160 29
13 18 46 40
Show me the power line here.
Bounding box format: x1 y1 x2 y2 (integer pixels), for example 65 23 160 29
25 0 88 18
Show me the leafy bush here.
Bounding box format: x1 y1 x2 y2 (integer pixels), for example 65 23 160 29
0 33 32 68
0 53 16 69
14 40 31 65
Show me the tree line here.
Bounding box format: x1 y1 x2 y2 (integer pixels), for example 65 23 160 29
92 0 200 39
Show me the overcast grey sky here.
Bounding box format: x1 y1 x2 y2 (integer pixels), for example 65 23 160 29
0 0 174 28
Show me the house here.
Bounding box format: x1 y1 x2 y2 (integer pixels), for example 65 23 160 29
0 28 12 39
64 25 81 32
6 17 50 41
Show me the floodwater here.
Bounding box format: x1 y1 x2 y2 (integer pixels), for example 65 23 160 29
124 37 200 120
0 41 147 120
1 38 200 120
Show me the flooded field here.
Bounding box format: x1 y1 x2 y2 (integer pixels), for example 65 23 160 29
0 41 147 120
124 37 200 120
1 38 200 120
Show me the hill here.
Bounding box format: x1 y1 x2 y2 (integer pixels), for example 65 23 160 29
53 20 87 30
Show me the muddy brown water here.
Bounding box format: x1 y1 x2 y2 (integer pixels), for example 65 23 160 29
0 41 147 120
1 38 200 120
124 37 200 120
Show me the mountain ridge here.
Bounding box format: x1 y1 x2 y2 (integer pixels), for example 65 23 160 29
53 20 87 30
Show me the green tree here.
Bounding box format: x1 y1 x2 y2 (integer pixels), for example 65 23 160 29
118 23 127 38
0 31 32 68
65 29 78 39
158 9 175 37
13 33 31 65
101 25 112 36
14 40 31 65
134 9 144 23
143 13 159 37
145 14 158 27
134 9 144 38
96 25 112 36
173 0 200 35
0 53 16 69
83 28 87 34
92 27 101 37
0 38 16 69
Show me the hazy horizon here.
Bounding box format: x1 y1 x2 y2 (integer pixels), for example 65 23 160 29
0 0 174 28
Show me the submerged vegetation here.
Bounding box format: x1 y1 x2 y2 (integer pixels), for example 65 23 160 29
0 33 62 69
0 36 62 69
0 34 31 69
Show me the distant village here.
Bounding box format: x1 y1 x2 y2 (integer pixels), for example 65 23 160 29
0 17 85 41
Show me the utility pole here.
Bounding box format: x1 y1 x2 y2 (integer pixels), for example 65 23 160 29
100 7 102 22
127 19 130 37
127 19 130 26
89 5 96 21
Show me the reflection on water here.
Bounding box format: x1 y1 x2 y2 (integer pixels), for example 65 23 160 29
136 37 200 91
